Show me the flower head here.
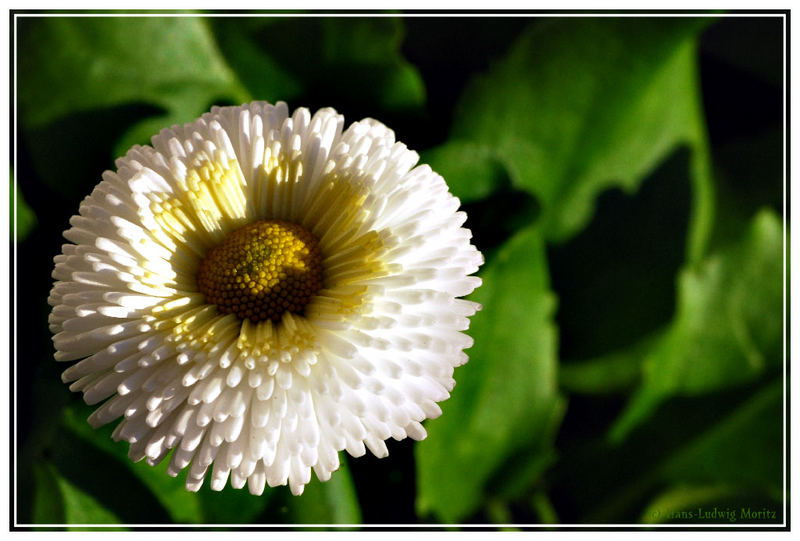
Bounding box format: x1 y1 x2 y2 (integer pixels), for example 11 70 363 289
49 101 483 496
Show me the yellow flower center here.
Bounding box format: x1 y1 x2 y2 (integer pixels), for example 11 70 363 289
196 219 324 322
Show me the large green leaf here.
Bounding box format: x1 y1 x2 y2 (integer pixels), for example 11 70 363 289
416 225 564 522
17 16 250 165
16 16 425 202
447 18 714 259
18 16 248 130
611 209 784 441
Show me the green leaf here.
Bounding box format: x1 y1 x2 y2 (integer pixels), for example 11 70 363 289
62 403 204 524
17 17 250 153
12 178 37 240
421 139 510 203
611 209 784 441
56 468 123 525
416 225 564 522
206 18 304 104
35 461 122 525
450 18 714 258
31 462 65 524
531 491 559 524
211 17 425 114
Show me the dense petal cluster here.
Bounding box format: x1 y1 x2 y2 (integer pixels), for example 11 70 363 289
49 101 483 496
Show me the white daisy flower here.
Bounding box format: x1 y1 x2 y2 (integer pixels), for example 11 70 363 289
48 101 483 497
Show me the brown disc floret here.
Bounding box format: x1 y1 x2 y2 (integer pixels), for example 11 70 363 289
196 219 324 322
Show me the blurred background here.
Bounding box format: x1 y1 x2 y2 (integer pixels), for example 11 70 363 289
13 13 785 526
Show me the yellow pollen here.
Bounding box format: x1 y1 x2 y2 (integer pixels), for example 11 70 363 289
196 219 324 322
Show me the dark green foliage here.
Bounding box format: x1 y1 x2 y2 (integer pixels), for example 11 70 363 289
14 14 785 527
